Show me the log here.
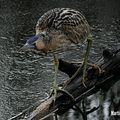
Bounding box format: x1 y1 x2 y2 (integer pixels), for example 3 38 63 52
9 49 120 120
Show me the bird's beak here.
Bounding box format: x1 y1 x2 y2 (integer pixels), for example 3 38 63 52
20 43 35 51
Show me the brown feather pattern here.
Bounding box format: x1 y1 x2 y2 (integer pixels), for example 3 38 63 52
35 8 90 53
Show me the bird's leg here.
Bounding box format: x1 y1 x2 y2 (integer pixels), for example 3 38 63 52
82 34 93 87
51 55 76 103
52 54 59 100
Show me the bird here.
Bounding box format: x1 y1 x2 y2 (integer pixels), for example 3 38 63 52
21 8 92 99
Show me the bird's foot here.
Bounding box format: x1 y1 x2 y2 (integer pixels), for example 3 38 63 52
51 85 76 103
90 64 102 75
57 89 76 102
74 61 102 74
82 64 102 88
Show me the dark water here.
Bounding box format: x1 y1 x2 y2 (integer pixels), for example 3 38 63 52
0 0 120 120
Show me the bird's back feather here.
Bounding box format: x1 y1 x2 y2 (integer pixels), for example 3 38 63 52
36 8 90 44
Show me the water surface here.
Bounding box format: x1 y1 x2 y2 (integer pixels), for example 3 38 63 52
0 0 120 120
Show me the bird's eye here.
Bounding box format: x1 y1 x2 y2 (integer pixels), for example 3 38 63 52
41 34 45 37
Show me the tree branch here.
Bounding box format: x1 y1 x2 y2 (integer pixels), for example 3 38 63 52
9 49 120 120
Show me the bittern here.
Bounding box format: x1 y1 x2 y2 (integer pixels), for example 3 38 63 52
21 8 92 98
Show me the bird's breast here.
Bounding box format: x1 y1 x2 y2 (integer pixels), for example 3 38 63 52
37 33 71 54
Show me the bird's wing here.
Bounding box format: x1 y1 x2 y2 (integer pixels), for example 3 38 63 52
36 8 90 44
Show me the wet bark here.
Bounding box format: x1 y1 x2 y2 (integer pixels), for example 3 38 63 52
27 49 120 120
10 49 120 120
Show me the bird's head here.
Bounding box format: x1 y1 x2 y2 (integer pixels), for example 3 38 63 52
21 32 50 53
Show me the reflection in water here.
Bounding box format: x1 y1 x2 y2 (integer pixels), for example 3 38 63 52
0 0 120 120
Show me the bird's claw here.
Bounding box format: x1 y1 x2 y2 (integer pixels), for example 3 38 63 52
82 77 87 88
91 64 102 75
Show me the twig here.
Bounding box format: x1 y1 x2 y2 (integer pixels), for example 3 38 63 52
8 97 49 120
86 106 99 115
82 99 87 120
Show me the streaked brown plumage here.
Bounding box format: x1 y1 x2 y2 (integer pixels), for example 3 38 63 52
35 8 90 54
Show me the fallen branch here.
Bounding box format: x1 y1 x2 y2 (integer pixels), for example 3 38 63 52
9 49 120 120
